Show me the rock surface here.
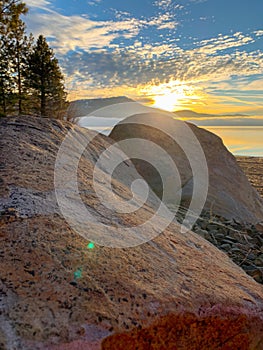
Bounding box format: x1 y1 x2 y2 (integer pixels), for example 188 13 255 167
0 116 263 349
110 112 263 224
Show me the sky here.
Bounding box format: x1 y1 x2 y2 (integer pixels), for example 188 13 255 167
23 0 263 124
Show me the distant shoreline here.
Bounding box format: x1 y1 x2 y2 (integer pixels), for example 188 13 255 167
201 126 263 157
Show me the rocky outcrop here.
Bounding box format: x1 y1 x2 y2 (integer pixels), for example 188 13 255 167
109 112 263 224
0 116 263 349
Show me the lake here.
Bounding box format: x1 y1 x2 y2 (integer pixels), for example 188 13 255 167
202 126 263 157
77 117 263 157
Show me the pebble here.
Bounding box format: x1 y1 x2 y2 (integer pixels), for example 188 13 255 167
177 209 263 284
220 244 231 251
206 224 219 231
195 229 207 239
222 239 234 246
255 223 263 233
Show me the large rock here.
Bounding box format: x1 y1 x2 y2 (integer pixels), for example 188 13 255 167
109 112 263 224
0 116 263 349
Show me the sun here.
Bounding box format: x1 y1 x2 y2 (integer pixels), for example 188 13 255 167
153 93 180 112
142 79 201 112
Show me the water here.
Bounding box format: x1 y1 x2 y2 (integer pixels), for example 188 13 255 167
76 116 263 157
202 126 263 157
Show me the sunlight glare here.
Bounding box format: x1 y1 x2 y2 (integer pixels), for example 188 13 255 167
142 80 201 112
153 93 179 112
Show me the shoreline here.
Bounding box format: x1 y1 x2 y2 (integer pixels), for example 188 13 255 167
236 156 263 198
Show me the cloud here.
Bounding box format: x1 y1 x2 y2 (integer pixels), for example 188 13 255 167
25 0 50 9
254 30 263 37
25 5 179 54
148 13 178 30
240 79 263 91
88 0 102 5
26 12 145 54
154 0 172 9
194 32 255 55
63 39 263 95
154 0 184 11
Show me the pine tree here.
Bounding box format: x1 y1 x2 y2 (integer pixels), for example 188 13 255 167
0 1 27 32
26 35 67 117
0 0 29 115
9 12 32 114
0 1 22 27
0 2 67 117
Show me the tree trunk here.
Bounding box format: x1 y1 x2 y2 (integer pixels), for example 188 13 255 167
41 87 46 116
0 80 7 116
3 92 6 115
40 60 46 116
17 53 22 114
